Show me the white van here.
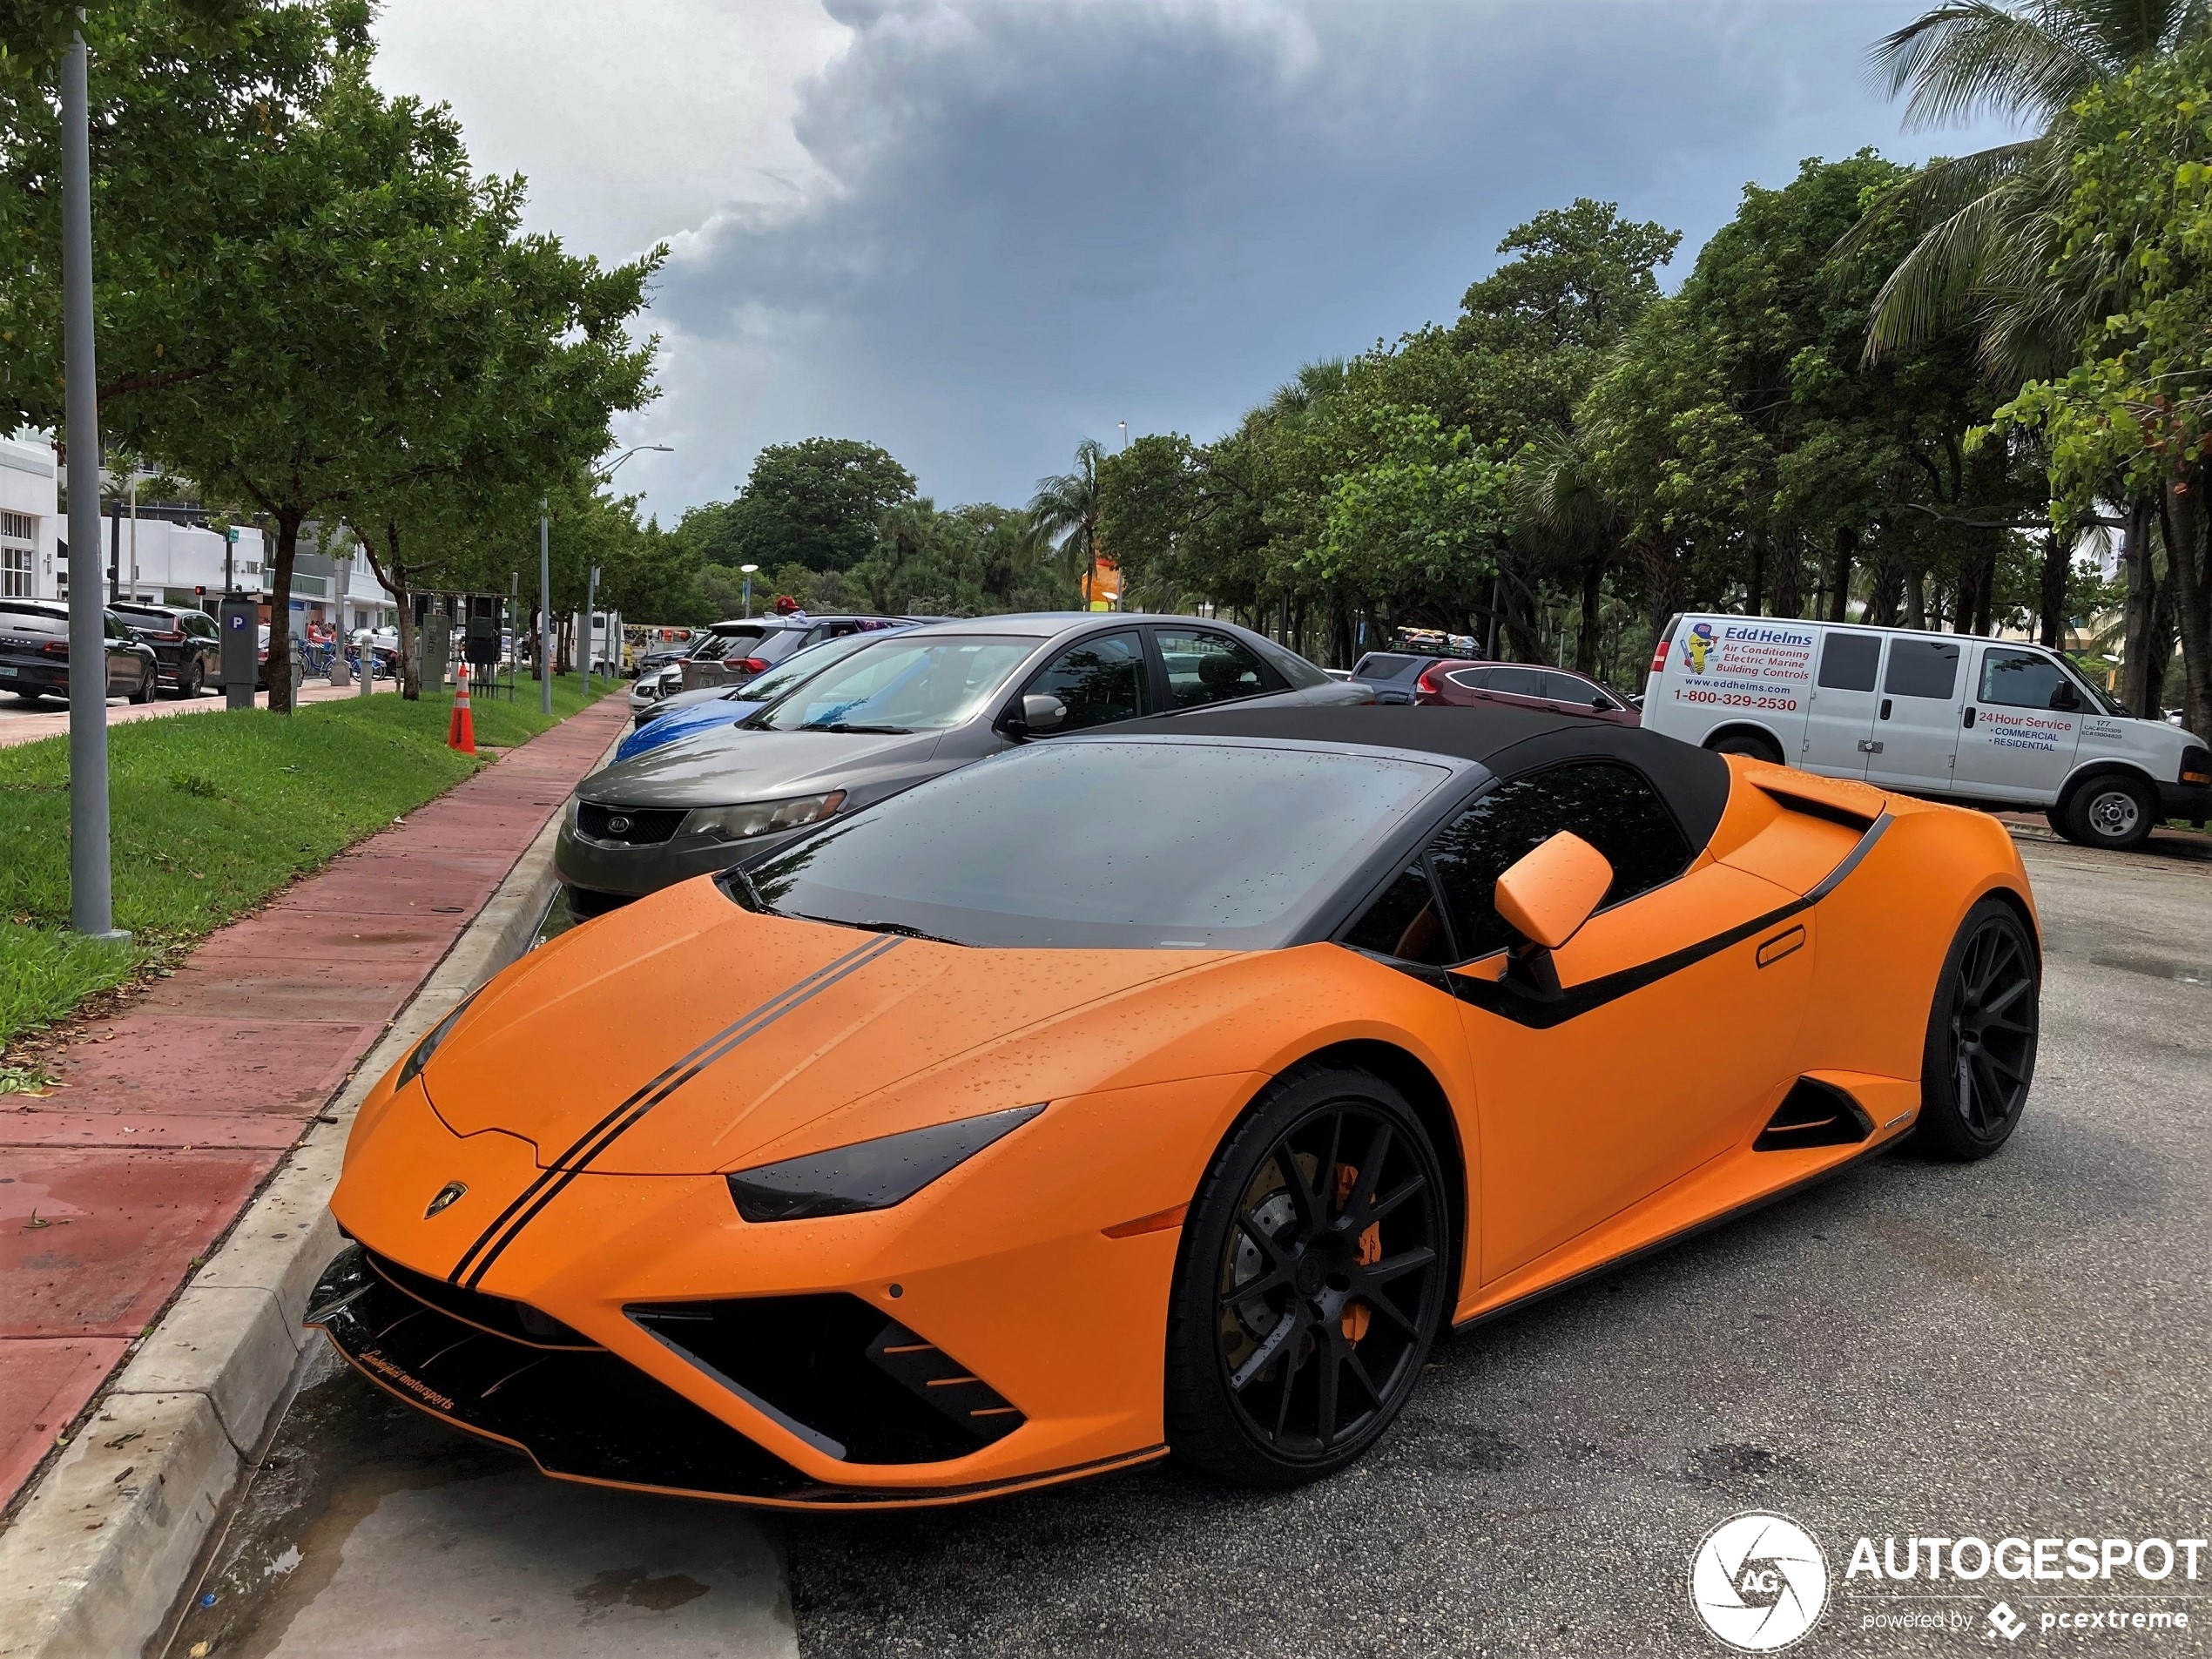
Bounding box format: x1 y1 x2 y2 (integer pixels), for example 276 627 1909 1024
1642 614 2210 851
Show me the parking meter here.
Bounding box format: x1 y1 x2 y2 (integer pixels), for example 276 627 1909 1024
218 592 256 710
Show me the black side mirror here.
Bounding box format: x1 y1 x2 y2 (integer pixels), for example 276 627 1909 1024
2050 684 2082 712
1590 694 1609 710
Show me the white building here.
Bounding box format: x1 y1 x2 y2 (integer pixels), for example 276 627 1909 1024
0 435 58 601
0 437 395 633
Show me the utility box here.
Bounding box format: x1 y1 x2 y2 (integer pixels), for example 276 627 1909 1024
463 614 499 670
415 597 450 689
218 592 256 711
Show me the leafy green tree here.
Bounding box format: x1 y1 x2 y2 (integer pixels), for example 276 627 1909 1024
709 438 915 575
0 0 365 427
1991 39 2212 736
124 68 659 707
1029 438 1109 600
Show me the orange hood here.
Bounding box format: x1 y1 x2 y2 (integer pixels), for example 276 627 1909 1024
419 879 1231 1176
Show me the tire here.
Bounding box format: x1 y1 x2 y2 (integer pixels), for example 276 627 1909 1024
2056 772 2156 851
174 659 204 699
1912 898 2039 1162
1164 1064 1450 1487
128 664 154 705
1708 730 1784 764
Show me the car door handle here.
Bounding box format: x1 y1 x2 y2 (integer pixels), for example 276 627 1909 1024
1858 738 1884 753
1962 706 1977 728
1879 698 1892 720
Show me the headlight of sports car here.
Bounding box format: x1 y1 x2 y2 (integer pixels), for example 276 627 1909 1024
683 790 846 842
395 988 480 1090
726 1103 1043 1222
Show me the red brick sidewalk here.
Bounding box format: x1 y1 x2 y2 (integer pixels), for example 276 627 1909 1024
0 694 625 1510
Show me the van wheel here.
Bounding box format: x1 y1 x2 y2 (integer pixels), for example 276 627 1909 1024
1707 731 1783 765
2057 772 2155 851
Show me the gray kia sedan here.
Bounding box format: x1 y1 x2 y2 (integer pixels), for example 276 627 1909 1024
556 612 1366 914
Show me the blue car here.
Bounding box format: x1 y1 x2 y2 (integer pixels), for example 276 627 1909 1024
610 630 907 763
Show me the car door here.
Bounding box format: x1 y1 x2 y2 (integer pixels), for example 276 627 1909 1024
1477 664 1550 712
1952 643 2086 803
1865 636 1965 792
103 613 133 697
1151 626 1284 711
1800 630 1883 779
1369 760 1810 1282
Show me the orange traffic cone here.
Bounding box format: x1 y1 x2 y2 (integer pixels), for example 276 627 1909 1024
447 663 476 754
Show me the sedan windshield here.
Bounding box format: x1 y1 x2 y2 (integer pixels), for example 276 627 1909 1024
738 740 1449 949
752 636 1037 733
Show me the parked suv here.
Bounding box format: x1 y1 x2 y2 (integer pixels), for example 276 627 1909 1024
111 601 222 698
1641 612 2211 850
0 599 159 704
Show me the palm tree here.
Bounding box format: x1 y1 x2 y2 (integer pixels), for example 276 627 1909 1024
1029 438 1108 603
1513 427 1625 673
1855 0 2209 375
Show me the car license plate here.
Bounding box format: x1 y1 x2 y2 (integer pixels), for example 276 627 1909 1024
0 664 17 677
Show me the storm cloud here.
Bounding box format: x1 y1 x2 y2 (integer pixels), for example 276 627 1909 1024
374 0 2017 518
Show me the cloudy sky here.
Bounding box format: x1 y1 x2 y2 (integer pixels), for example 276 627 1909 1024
370 0 2017 524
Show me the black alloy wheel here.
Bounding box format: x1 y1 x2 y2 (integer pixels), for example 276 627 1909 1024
1915 899 2039 1161
128 660 154 704
1166 1067 1449 1486
176 658 204 698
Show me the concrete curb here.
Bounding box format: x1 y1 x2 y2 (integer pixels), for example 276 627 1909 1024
0 805 570 1659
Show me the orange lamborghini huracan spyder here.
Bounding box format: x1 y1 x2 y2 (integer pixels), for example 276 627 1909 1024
311 704 2040 1507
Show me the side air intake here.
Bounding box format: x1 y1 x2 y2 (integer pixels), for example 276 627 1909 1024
1754 1078 1875 1152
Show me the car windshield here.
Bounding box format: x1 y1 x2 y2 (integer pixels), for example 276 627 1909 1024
737 740 1449 949
719 631 885 705
752 635 1037 733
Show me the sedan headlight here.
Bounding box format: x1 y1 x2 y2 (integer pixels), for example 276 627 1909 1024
682 790 846 842
395 988 480 1090
726 1104 1044 1223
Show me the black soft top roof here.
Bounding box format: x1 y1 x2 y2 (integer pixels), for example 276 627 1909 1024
1111 703 1735 853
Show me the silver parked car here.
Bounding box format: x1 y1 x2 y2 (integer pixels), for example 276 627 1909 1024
556 612 1366 914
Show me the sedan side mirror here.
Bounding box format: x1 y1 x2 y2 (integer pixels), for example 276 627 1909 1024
2049 683 2082 712
1494 831 1613 950
1590 694 1609 711
1008 693 1067 737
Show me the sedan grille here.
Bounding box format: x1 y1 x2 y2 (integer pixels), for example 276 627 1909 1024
576 802 686 846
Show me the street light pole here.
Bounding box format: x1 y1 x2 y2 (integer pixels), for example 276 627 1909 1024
583 563 599 694
740 563 758 618
538 500 552 715
62 32 123 943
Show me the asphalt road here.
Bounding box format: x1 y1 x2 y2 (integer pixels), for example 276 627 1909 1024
164 830 2211 1658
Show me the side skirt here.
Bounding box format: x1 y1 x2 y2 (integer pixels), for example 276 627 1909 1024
1450 1130 1907 1336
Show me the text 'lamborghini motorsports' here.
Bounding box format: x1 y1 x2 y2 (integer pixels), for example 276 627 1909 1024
312 705 2040 1507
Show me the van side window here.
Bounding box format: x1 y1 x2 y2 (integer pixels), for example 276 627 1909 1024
1885 639 1960 699
1979 647 2071 710
1817 633 1881 691
1425 763 1692 960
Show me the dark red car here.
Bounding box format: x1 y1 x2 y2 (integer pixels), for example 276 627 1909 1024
1413 659 1640 725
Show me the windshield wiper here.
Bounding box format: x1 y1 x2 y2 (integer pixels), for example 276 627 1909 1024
725 864 773 914
830 916 966 946
799 721 913 734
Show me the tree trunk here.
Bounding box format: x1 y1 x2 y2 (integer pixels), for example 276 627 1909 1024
2037 527 2069 649
1904 564 1926 630
1771 532 1802 619
1826 526 1856 623
1575 557 1603 675
266 509 304 713
2158 468 2212 744
1328 588 1352 670
1864 543 1902 628
358 518 419 700
2120 496 2161 717
1745 532 1766 617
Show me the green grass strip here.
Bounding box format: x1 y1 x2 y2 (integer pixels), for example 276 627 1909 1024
0 676 606 1045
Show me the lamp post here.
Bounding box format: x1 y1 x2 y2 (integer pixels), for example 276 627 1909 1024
584 563 599 693
740 563 759 618
538 499 551 715
62 31 123 942
600 443 671 483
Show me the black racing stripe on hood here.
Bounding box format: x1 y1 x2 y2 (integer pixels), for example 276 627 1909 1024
448 935 903 1288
